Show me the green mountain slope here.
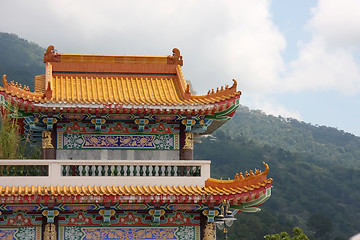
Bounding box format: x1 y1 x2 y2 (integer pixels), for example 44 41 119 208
0 32 45 90
195 107 360 239
219 106 360 168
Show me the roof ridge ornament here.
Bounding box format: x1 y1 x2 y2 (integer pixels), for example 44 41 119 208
167 48 183 66
205 79 240 97
2 74 47 100
205 163 270 189
44 45 60 63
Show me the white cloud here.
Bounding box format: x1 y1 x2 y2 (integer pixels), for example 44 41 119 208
281 0 360 95
309 0 360 50
242 94 302 120
0 0 286 95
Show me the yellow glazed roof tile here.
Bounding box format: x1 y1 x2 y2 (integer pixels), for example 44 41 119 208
0 179 273 199
1 47 242 113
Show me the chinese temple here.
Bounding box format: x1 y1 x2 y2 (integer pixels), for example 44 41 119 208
0 46 273 239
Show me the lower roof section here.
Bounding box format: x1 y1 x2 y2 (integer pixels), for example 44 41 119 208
0 179 272 206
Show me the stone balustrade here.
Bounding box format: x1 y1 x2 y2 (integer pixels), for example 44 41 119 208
0 160 211 187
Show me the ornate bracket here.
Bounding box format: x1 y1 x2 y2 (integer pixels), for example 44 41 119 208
202 209 219 223
149 209 165 225
43 117 58 130
42 210 59 223
134 118 149 132
91 118 106 131
192 119 213 133
99 209 115 224
181 119 196 132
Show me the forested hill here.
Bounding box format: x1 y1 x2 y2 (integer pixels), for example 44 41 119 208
195 106 360 239
218 106 360 168
0 32 45 90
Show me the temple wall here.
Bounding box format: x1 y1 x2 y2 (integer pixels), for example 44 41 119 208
56 149 180 160
0 207 202 240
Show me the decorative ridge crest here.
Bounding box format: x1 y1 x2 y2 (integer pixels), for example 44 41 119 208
2 75 47 100
44 45 60 63
191 79 241 102
205 163 270 189
167 48 183 66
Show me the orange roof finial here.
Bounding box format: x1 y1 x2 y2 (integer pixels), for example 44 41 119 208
186 83 190 94
231 79 237 89
44 45 60 63
167 48 183 66
2 75 8 86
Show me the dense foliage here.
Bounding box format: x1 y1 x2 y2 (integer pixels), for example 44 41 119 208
220 106 360 168
264 227 309 240
0 108 21 158
0 32 45 90
195 107 360 239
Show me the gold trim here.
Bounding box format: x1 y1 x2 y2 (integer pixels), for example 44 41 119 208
44 223 56 240
42 131 54 149
203 222 216 240
183 132 193 150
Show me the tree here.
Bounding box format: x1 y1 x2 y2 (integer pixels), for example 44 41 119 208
307 213 333 239
0 107 21 159
264 227 309 240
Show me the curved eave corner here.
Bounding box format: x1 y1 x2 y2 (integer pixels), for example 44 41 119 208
205 163 273 212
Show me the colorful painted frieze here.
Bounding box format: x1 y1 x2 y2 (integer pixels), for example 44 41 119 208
60 225 200 240
58 133 179 150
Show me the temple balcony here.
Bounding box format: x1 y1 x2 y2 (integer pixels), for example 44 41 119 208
0 159 211 187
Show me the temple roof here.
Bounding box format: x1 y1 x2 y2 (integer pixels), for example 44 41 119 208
0 163 272 207
0 46 241 115
0 180 272 198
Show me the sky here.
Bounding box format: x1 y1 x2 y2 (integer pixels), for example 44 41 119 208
1 0 360 136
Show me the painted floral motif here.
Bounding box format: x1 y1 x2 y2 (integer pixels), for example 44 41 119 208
65 122 87 133
61 133 179 150
107 114 133 121
60 114 89 121
176 226 195 240
154 134 177 150
168 204 201 211
3 205 40 212
146 123 179 134
118 212 142 225
83 135 155 148
82 227 178 240
63 133 84 149
68 213 92 225
108 123 131 133
62 204 97 212
7 213 33 226
150 115 180 121
64 226 84 240
116 204 147 211
15 227 37 240
0 229 17 239
167 212 193 225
